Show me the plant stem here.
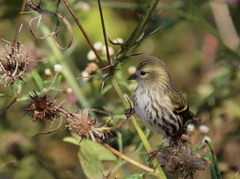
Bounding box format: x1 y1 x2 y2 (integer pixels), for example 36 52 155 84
117 0 159 62
41 25 88 105
109 77 166 179
97 139 154 172
97 0 111 65
12 0 27 46
62 0 106 69
206 141 222 179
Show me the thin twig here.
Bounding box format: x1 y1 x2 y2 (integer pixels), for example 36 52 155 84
12 0 28 46
103 114 131 131
97 0 111 65
62 0 107 69
0 98 17 114
32 117 63 138
0 160 17 169
96 138 154 172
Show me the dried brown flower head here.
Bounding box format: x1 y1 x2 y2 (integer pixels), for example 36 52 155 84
158 146 207 178
67 109 105 141
26 92 60 121
0 42 31 85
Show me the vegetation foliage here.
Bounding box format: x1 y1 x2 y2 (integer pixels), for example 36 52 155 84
0 0 240 178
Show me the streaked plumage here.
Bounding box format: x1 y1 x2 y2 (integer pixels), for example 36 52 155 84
128 56 196 139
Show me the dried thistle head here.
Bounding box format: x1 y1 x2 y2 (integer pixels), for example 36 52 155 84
26 92 60 121
158 146 207 178
66 109 105 141
0 42 31 85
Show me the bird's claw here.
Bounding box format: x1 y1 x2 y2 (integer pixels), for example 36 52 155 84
147 148 161 162
124 108 135 117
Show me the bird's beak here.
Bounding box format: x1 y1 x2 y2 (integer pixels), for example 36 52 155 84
128 73 138 80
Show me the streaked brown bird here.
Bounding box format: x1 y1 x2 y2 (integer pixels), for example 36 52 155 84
128 56 196 143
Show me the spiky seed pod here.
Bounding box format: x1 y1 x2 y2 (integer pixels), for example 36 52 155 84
158 146 207 178
0 42 31 85
26 92 60 121
66 109 104 141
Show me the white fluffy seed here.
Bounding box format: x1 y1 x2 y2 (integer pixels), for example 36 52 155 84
187 124 195 133
102 46 115 56
45 68 52 76
81 71 89 82
77 1 90 12
128 66 136 74
202 135 211 143
94 42 103 51
54 64 62 73
66 88 73 94
199 125 210 134
112 37 124 44
87 50 97 60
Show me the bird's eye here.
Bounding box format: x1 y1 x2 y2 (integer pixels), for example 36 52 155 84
140 71 146 75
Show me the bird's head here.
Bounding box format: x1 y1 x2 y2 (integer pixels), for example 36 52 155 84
128 56 171 88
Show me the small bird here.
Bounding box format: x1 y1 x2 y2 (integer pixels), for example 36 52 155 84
128 56 196 143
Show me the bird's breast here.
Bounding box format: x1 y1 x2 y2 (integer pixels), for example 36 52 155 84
134 87 182 135
134 88 164 133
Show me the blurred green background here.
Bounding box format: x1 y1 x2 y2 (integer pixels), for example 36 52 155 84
0 0 240 178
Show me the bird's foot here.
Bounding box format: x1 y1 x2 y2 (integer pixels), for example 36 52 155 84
147 135 169 161
124 108 135 117
147 148 162 162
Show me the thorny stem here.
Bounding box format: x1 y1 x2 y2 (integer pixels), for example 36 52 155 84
117 0 160 62
97 0 111 65
12 0 28 46
96 139 154 172
62 0 107 69
109 77 167 179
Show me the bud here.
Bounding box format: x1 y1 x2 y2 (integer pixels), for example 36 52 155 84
112 37 124 44
81 71 89 81
87 62 98 72
199 125 210 134
44 68 52 76
187 124 195 133
87 50 96 60
128 66 136 74
54 64 62 73
66 88 73 94
102 46 115 56
77 1 90 12
94 42 103 51
202 135 211 143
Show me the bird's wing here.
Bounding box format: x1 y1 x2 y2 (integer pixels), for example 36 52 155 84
169 84 197 123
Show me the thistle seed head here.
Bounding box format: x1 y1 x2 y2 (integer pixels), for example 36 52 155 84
26 92 60 121
0 42 31 85
158 145 207 178
66 109 105 141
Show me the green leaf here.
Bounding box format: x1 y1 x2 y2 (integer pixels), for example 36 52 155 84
123 172 145 179
63 136 80 146
78 151 103 179
80 139 117 161
78 139 117 179
53 75 62 88
31 71 43 90
101 84 112 95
